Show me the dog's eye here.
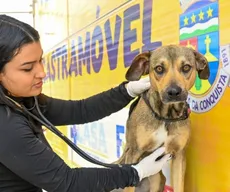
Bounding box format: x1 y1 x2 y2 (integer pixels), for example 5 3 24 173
154 66 164 74
182 65 191 73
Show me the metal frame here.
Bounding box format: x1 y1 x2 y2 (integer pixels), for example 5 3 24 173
0 0 36 27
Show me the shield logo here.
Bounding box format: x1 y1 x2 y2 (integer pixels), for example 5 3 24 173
179 1 219 96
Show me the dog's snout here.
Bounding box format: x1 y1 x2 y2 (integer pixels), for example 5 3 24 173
162 84 187 103
166 85 182 98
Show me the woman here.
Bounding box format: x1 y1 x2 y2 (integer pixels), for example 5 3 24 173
0 15 170 192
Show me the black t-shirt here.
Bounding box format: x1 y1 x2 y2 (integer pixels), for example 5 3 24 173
0 83 139 192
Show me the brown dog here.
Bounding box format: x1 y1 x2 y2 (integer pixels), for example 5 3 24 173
113 45 209 192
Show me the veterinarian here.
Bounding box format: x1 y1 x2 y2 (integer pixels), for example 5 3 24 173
0 15 170 192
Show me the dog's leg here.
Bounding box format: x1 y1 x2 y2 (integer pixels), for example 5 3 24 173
110 189 124 192
122 150 143 192
115 148 144 192
124 188 135 192
149 171 166 192
171 150 186 192
134 171 165 192
134 177 150 192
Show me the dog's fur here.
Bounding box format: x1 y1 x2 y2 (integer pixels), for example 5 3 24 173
113 45 209 192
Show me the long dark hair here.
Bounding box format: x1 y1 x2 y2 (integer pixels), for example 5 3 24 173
0 15 40 109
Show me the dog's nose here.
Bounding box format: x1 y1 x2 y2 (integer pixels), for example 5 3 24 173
167 86 182 98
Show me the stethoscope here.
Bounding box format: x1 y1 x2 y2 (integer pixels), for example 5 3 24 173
5 95 122 168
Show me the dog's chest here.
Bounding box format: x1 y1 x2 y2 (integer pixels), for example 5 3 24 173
152 123 168 147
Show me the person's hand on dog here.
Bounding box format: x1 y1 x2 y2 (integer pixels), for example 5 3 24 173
126 76 150 97
132 147 171 181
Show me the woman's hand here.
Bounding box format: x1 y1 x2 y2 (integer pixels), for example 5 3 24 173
132 147 171 181
126 76 150 97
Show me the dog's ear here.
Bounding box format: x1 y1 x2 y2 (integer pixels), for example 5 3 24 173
192 49 210 79
125 52 151 81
